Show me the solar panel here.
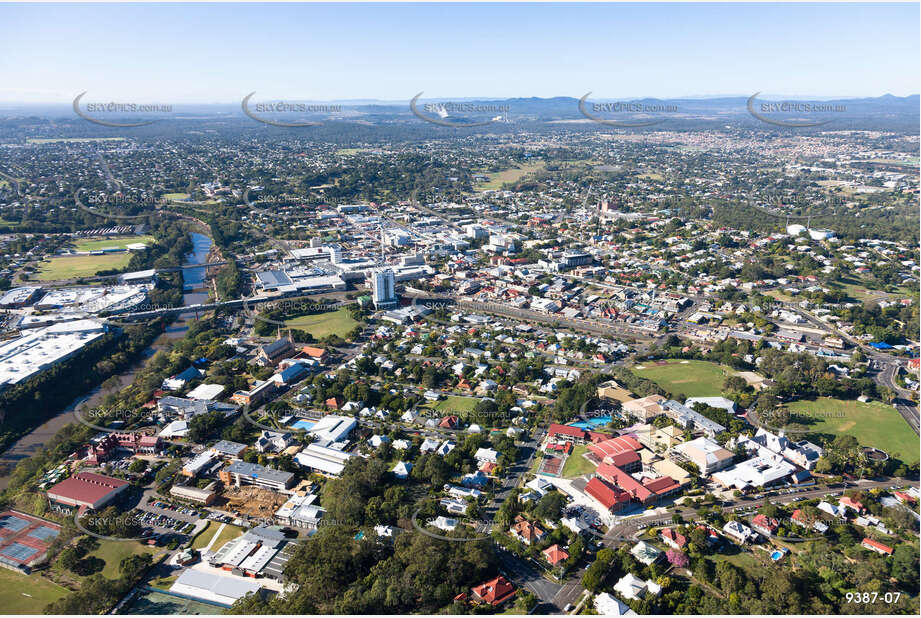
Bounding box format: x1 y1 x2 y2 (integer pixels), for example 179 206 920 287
0 515 30 533
27 526 60 542
0 542 39 563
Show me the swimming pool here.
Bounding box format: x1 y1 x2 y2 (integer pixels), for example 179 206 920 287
770 550 785 561
290 420 315 431
568 416 613 429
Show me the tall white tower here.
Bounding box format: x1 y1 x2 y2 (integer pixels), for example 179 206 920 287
372 269 398 309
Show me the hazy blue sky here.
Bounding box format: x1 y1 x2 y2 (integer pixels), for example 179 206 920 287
0 2 918 103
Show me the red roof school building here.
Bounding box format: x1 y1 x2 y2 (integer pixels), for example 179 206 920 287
46 472 130 512
0 510 62 573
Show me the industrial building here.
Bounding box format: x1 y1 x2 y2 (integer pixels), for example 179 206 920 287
0 319 107 390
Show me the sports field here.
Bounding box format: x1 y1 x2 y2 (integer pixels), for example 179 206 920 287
34 253 132 280
162 192 191 201
786 397 919 465
632 359 732 398
0 568 70 614
284 307 358 338
72 235 154 252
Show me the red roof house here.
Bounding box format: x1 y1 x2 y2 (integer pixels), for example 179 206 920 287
471 576 516 606
660 528 687 549
861 538 893 555
543 544 569 566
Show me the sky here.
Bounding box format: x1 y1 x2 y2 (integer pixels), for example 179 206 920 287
0 2 918 103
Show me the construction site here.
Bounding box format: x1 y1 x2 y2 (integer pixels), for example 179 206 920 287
217 485 289 520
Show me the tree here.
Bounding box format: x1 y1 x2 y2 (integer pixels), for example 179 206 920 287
665 549 688 568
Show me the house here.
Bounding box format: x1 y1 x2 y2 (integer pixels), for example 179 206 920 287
543 544 569 566
750 514 779 537
440 498 468 515
436 440 456 456
510 516 546 545
630 541 662 566
594 592 636 616
369 435 390 449
839 496 864 513
474 447 500 464
613 572 662 601
660 528 687 549
391 461 412 479
470 575 516 606
722 520 755 543
439 415 460 429
861 538 893 555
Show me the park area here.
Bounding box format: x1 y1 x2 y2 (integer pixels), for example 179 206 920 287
0 569 69 614
786 397 919 465
34 254 131 280
284 307 358 339
631 359 733 398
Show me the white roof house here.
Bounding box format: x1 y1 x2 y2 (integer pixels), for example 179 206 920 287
613 573 661 601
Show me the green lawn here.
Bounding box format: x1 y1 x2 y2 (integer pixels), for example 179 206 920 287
425 395 479 416
72 235 154 252
632 359 732 398
84 539 159 580
192 521 243 551
786 397 919 465
210 524 244 551
162 192 191 201
284 307 358 338
0 569 69 614
34 253 132 280
190 520 219 549
561 444 596 478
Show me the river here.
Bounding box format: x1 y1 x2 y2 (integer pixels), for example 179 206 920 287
0 232 214 490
